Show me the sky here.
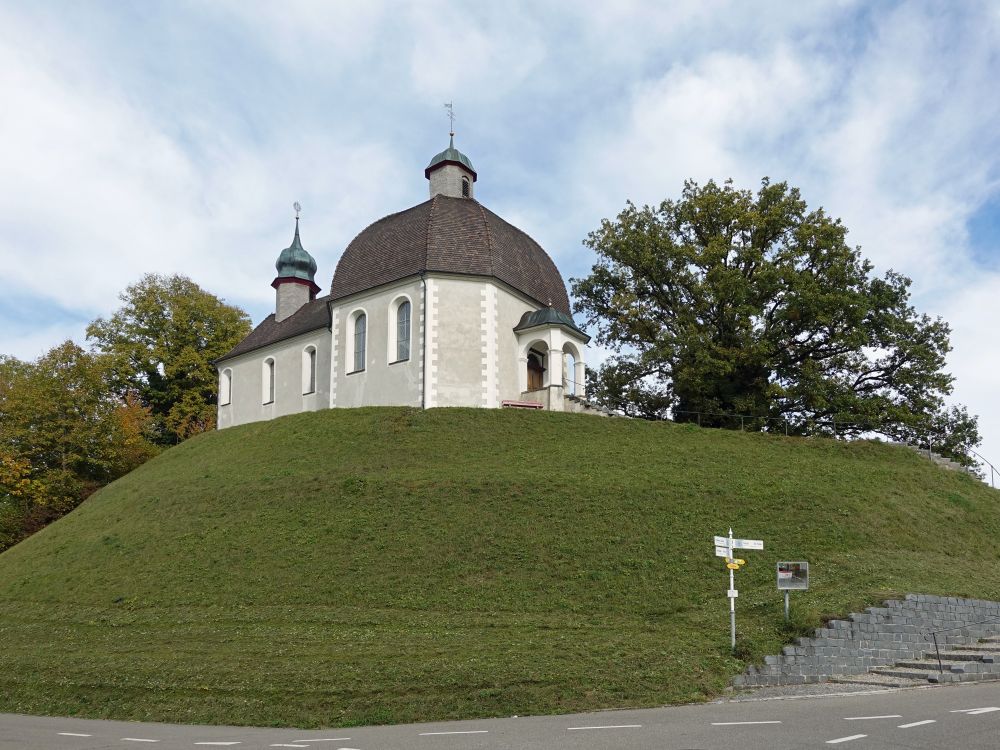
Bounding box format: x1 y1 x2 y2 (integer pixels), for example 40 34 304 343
1 0 999 476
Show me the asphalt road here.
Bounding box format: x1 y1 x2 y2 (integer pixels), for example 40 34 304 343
3 681 999 750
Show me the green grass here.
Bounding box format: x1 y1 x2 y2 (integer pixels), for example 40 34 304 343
0 407 998 727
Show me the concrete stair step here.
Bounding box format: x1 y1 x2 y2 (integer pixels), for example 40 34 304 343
830 675 926 689
871 666 942 681
941 649 998 662
894 659 982 673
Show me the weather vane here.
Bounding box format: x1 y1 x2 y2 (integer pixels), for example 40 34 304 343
444 101 455 136
293 201 301 220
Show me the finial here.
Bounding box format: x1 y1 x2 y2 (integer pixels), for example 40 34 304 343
444 101 455 138
292 202 302 245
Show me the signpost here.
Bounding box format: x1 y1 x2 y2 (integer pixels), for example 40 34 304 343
776 561 809 621
712 528 763 650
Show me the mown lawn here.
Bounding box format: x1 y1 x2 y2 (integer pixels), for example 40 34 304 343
0 407 997 726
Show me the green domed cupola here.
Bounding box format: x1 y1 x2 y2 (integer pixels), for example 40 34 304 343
425 130 478 199
425 134 477 181
273 217 319 288
272 206 321 322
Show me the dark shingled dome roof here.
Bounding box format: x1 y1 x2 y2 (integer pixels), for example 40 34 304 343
330 195 572 315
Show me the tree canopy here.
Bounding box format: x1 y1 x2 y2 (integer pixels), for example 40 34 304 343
571 178 980 465
86 274 252 443
0 342 158 550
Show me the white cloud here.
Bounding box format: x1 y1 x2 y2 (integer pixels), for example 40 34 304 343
0 0 998 470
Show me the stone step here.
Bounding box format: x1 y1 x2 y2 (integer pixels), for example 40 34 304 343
893 659 979 673
941 649 998 662
872 666 945 681
830 675 926 689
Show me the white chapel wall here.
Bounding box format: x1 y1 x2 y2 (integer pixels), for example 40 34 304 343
217 328 330 429
332 279 423 408
431 276 487 407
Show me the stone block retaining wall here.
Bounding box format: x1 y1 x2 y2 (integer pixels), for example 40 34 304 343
735 594 1000 687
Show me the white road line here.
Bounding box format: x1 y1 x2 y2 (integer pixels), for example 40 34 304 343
418 730 489 735
844 715 902 721
194 743 242 746
566 724 642 731
826 735 867 744
121 740 160 744
290 741 352 743
269 745 310 748
898 719 936 728
950 706 1000 713
57 733 93 737
711 720 782 726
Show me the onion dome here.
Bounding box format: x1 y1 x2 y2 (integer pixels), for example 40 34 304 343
330 194 572 315
424 134 477 181
272 218 320 295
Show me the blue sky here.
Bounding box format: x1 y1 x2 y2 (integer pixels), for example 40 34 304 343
1 0 999 470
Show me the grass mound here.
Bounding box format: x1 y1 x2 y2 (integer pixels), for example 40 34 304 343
0 407 997 727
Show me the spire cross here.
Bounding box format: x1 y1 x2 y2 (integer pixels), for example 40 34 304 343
444 101 455 136
293 201 301 220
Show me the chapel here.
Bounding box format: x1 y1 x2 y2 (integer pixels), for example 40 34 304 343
215 134 591 429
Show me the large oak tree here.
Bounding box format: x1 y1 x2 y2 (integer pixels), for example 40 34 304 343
572 179 980 465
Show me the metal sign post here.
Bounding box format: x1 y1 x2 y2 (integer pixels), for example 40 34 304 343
712 529 763 650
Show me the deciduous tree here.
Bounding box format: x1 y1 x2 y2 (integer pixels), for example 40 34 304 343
571 178 980 465
86 274 252 443
0 343 158 550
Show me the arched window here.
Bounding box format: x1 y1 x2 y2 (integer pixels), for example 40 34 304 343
302 346 317 394
564 353 576 395
353 313 367 372
220 369 232 405
262 358 275 404
461 176 470 197
396 300 411 361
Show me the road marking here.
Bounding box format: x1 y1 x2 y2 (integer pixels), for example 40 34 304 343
290 741 352 743
951 706 1000 714
122 740 160 744
269 745 310 748
844 715 901 721
194 743 242 746
826 735 867 744
566 724 642 730
711 720 781 725
57 733 93 737
418 730 489 735
898 719 936 728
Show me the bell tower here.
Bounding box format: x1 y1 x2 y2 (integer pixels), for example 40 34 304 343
425 103 477 199
271 203 320 322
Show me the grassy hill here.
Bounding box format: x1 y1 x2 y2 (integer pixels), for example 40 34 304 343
0 407 998 727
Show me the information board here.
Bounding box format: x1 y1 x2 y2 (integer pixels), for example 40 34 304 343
776 561 809 590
